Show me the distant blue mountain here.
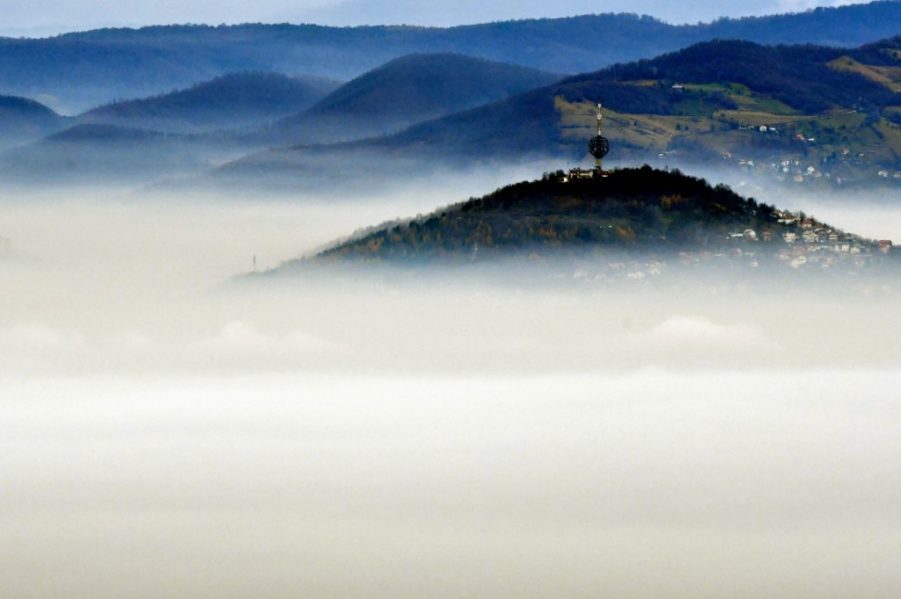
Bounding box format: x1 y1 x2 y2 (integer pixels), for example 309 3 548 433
0 123 246 185
79 72 340 133
0 95 67 149
265 53 560 144
0 2 898 112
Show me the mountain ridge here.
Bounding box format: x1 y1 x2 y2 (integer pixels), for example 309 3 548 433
263 53 560 144
222 36 901 189
1 2 898 112
0 95 68 149
78 72 341 133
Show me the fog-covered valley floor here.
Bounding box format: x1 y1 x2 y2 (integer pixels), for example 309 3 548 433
2 180 900 598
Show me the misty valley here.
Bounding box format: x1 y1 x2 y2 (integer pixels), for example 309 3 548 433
1 3 900 598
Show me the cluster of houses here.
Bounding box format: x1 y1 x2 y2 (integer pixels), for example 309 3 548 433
565 210 894 282
728 210 894 270
726 147 900 186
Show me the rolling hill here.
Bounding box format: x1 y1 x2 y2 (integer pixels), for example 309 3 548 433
0 95 68 150
1 2 899 112
269 167 893 277
0 53 556 186
78 72 340 133
263 54 560 144
0 124 248 185
225 37 901 189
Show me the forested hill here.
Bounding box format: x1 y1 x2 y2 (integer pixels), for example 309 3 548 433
372 37 901 159
300 167 874 264
2 1 899 111
578 37 901 113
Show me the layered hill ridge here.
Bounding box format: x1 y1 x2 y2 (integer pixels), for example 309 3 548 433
265 53 560 144
371 37 901 157
0 53 558 185
79 72 340 133
5 36 899 189
0 123 245 184
0 95 67 149
1 2 899 112
227 37 901 188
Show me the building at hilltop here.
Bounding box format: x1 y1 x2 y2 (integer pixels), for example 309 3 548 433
564 103 610 181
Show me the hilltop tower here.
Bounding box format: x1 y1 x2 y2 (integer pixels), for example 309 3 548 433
561 102 612 182
588 103 610 174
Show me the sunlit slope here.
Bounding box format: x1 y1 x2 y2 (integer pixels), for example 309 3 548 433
828 55 901 92
393 38 900 166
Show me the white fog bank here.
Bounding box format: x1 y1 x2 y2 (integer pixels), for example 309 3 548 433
2 371 900 598
1 185 900 597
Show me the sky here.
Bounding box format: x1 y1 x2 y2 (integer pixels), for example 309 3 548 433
0 0 867 37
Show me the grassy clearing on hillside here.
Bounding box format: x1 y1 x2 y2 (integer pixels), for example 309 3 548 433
555 96 899 179
716 111 812 127
556 97 720 151
828 56 901 93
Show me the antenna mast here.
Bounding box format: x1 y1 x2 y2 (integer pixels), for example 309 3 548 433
587 102 610 175
595 103 603 171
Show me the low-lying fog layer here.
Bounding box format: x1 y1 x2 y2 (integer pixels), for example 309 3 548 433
1 180 900 598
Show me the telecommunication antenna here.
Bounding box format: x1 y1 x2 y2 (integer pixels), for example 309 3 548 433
588 102 610 174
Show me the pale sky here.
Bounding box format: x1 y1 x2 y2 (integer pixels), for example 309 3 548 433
0 0 866 37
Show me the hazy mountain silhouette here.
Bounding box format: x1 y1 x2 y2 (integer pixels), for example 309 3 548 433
0 95 68 149
0 53 556 185
79 72 340 133
0 124 247 185
1 2 898 112
263 53 560 144
6 36 899 189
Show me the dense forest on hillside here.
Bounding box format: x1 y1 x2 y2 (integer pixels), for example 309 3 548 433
588 38 901 113
314 167 804 262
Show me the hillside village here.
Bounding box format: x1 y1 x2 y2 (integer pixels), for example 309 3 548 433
644 208 893 280
722 118 901 186
549 169 895 281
